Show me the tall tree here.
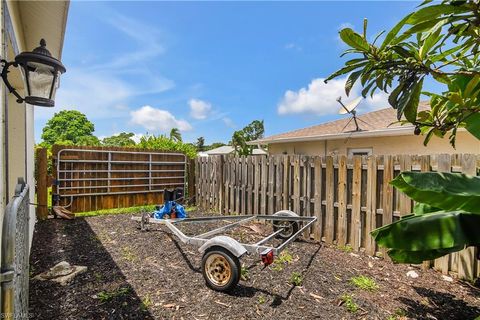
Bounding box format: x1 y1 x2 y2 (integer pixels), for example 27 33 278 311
196 137 206 152
169 128 182 142
102 132 136 147
328 0 480 264
232 120 264 155
41 110 97 146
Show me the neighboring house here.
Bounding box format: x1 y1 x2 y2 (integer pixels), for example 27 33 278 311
204 145 267 156
0 1 69 245
249 102 479 156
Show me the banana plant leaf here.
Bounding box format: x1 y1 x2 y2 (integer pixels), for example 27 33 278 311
371 211 480 263
390 172 480 212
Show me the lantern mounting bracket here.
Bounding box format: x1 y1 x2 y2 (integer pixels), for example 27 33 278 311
1 59 25 104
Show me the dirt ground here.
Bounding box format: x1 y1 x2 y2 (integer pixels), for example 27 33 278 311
29 212 480 320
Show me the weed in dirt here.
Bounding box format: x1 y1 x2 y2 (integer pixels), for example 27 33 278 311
337 244 353 253
271 250 294 271
258 295 266 304
141 295 153 311
121 247 136 262
29 265 35 278
290 272 303 286
94 272 103 281
385 308 408 320
97 287 131 303
241 265 249 281
340 294 358 313
350 275 378 291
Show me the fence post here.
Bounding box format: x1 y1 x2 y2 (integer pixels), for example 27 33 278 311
36 148 48 220
188 158 196 205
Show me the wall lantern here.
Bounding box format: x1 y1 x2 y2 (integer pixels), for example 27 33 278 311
1 39 66 107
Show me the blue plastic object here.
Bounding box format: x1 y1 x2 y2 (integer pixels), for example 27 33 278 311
153 201 187 219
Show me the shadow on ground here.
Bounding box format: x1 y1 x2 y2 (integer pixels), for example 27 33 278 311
29 218 153 320
398 286 480 320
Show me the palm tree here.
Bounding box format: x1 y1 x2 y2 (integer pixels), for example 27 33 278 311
169 128 182 142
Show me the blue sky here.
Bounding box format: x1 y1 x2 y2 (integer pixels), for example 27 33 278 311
35 1 424 144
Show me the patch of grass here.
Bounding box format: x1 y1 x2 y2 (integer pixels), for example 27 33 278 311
76 205 157 217
290 272 303 286
350 275 378 291
97 287 131 303
141 295 153 311
257 295 266 304
386 308 407 320
337 244 353 253
341 294 358 313
121 247 136 262
241 265 249 281
94 272 103 281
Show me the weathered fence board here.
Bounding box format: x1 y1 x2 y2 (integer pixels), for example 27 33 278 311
195 153 479 280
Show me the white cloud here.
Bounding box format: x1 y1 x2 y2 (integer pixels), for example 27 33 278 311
284 42 302 51
222 117 236 128
36 12 174 123
130 105 192 132
277 77 388 116
189 99 212 120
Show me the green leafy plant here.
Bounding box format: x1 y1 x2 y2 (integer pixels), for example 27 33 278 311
337 244 353 253
290 272 303 286
97 287 131 302
141 295 153 311
371 172 480 263
257 295 266 304
271 250 294 271
328 0 480 265
241 265 249 281
350 275 378 291
340 294 358 313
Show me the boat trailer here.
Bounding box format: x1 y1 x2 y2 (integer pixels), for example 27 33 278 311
132 210 316 292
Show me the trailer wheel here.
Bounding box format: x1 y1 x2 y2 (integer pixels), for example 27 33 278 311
202 247 240 292
273 210 299 240
273 220 298 239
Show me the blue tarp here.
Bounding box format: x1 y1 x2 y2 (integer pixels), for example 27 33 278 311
153 201 187 219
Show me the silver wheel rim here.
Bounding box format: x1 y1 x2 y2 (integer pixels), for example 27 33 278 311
205 253 232 287
276 221 294 238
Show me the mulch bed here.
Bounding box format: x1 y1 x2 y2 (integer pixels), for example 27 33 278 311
29 212 480 320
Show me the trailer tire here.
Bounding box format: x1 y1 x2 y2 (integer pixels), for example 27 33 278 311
202 247 240 292
273 211 299 240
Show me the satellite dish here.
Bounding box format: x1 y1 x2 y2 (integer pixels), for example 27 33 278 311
336 96 364 132
338 97 362 115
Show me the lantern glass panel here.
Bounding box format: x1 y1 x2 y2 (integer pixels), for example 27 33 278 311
25 61 57 100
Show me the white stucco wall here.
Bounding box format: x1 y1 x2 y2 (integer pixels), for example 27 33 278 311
267 131 479 156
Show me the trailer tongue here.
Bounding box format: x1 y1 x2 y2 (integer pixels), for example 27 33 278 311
132 210 316 292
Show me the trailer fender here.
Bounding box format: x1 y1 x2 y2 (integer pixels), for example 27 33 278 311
198 236 247 258
273 210 299 217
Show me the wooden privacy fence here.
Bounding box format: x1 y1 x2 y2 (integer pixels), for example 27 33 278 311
195 153 479 280
35 145 192 213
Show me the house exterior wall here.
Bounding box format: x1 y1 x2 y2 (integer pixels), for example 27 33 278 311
267 131 479 156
